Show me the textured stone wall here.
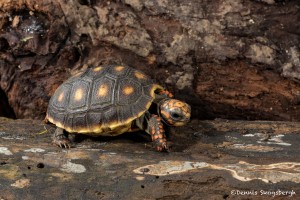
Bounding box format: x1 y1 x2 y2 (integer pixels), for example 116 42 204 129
0 0 299 120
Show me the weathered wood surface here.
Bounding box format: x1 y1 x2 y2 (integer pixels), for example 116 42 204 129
0 0 300 121
0 117 299 199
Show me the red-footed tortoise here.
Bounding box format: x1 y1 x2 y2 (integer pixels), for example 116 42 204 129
45 65 191 151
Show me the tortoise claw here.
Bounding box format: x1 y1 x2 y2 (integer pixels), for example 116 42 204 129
64 143 71 149
155 143 169 152
52 138 71 149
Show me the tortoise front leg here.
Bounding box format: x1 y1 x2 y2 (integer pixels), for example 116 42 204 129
52 127 71 148
158 89 173 98
147 115 168 152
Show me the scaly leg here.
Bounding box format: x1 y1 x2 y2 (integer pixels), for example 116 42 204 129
147 114 168 152
52 128 71 148
158 89 173 98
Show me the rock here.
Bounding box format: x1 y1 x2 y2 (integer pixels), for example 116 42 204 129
245 43 275 65
0 117 299 199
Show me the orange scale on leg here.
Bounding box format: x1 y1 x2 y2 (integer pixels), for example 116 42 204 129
153 135 159 140
151 128 155 135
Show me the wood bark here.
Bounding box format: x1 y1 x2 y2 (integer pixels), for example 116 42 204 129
0 0 299 120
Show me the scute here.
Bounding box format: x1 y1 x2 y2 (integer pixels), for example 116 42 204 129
72 112 88 131
117 79 141 105
107 65 130 78
90 76 115 109
47 65 163 134
50 84 71 111
118 105 134 124
68 80 90 112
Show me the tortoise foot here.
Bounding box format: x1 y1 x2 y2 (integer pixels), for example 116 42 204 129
52 128 71 148
52 137 71 149
155 141 169 152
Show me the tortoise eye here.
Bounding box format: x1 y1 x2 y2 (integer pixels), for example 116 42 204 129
171 112 181 119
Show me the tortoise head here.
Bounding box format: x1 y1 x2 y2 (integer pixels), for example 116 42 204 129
159 99 191 126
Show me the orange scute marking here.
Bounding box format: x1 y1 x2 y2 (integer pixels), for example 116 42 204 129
58 92 64 102
74 88 83 101
134 72 146 79
123 86 134 95
115 66 125 71
93 66 102 72
98 84 108 97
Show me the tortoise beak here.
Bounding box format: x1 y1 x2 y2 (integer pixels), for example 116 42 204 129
173 121 187 127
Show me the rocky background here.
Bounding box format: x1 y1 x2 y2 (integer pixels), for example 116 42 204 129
0 0 300 121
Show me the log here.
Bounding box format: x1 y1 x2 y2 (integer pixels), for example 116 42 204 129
0 0 300 121
0 117 299 199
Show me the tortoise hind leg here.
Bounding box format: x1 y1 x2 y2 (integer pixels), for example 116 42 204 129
52 127 71 148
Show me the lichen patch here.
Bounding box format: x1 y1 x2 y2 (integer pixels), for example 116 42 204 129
24 148 46 153
60 161 86 173
134 161 300 183
0 147 13 155
11 178 30 188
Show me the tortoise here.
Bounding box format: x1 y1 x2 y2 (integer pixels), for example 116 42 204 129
45 64 191 151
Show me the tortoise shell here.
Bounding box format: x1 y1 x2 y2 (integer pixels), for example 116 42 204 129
46 65 163 135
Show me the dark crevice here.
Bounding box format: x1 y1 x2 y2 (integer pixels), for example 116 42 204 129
0 38 9 51
1 161 7 165
78 0 95 6
0 88 16 119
